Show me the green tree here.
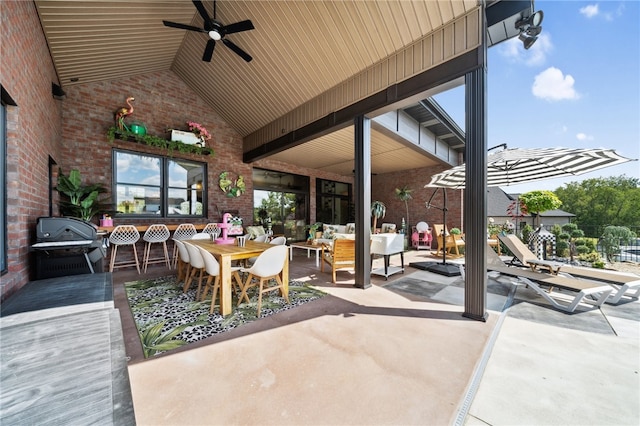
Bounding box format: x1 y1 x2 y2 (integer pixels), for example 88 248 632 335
554 176 640 237
600 225 637 262
257 192 296 225
519 190 562 227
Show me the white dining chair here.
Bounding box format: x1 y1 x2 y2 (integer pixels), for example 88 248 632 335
183 242 206 297
254 234 269 243
270 236 287 245
191 233 211 240
173 239 191 285
171 224 197 268
238 245 289 316
245 234 287 267
197 246 245 314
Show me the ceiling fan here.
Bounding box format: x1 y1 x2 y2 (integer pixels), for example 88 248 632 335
163 0 254 62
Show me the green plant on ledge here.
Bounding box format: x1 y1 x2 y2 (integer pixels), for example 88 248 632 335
107 127 214 157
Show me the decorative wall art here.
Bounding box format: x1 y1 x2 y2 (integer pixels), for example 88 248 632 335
219 171 246 197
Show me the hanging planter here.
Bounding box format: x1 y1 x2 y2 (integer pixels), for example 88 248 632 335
170 130 201 146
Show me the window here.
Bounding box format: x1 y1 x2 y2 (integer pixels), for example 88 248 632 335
0 94 7 274
113 149 206 217
316 179 353 225
0 86 16 275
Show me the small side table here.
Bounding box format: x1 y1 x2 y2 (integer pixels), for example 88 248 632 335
289 242 324 267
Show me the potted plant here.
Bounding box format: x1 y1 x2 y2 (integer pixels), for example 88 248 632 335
306 222 322 243
56 168 110 222
371 200 386 233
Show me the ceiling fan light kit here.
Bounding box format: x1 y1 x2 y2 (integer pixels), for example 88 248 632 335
163 0 254 63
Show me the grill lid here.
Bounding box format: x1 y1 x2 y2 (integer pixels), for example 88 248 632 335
36 217 97 242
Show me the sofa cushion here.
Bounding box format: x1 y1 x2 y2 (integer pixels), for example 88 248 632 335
322 224 346 239
345 223 356 234
245 226 266 239
380 223 397 233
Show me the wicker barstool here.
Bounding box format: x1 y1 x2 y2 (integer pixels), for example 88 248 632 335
201 223 220 239
108 225 141 273
171 223 197 268
142 224 171 273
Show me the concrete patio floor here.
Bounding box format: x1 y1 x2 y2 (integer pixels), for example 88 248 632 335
120 249 640 425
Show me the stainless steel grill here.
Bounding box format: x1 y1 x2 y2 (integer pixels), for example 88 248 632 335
31 217 106 279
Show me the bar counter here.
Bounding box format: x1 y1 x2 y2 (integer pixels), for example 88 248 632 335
97 223 208 234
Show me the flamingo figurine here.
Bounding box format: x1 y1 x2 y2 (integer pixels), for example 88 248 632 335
115 96 135 131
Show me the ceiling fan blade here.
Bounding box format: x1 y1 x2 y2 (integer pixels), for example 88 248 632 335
203 39 216 62
192 0 212 23
223 20 255 35
222 39 252 62
163 20 206 33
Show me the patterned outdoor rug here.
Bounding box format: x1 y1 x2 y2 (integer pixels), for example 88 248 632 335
125 275 327 358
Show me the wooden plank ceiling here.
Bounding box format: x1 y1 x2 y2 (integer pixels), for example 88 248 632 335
35 0 475 176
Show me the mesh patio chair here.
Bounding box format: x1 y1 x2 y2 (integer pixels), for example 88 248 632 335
108 225 141 274
142 224 171 273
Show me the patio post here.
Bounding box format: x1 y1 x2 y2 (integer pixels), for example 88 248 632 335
354 115 372 289
462 16 489 322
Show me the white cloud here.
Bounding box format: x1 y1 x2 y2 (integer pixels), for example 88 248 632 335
580 3 624 21
579 4 599 18
576 133 594 141
498 33 552 66
532 67 580 101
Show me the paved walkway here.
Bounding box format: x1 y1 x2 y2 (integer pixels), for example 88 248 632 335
127 252 640 425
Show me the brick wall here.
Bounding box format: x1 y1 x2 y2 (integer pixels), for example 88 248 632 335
372 166 464 233
59 71 351 227
1 1 64 300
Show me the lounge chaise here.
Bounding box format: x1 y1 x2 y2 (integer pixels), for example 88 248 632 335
497 233 563 273
498 233 640 303
485 247 613 313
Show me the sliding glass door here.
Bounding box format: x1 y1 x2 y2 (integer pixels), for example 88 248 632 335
252 169 309 242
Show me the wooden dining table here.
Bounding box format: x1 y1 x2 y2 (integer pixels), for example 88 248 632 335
188 240 289 316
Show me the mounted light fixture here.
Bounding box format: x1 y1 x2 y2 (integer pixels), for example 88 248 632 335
51 82 66 100
519 33 537 50
516 10 544 29
208 30 221 41
515 9 544 50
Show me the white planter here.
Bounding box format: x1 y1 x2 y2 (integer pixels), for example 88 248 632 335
171 130 201 145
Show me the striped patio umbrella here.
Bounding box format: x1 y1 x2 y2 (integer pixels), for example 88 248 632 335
426 147 635 189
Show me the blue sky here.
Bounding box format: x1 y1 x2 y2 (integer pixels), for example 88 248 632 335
433 0 639 194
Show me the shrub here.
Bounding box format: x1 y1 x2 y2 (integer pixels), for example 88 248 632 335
521 224 534 244
576 245 590 255
555 241 569 257
578 251 602 264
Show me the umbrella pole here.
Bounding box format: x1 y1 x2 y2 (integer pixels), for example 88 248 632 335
442 188 447 265
424 188 460 276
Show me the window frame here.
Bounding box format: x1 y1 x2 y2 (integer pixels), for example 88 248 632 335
112 148 207 218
